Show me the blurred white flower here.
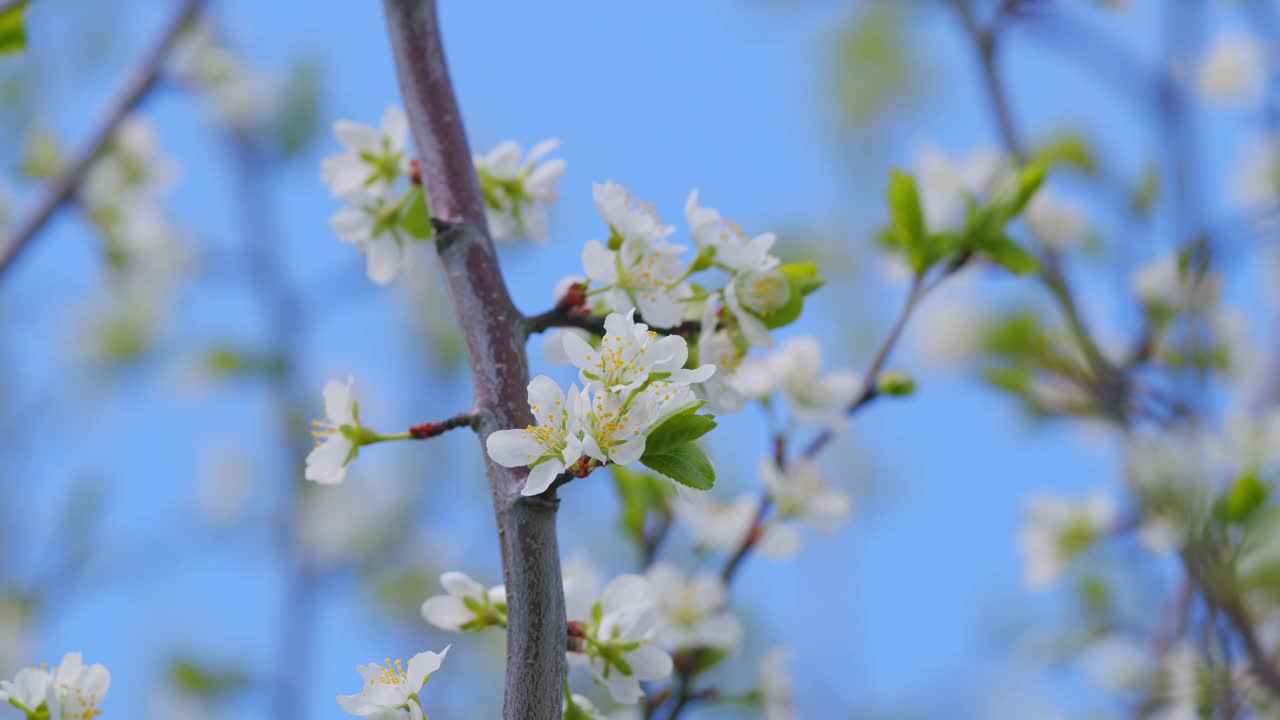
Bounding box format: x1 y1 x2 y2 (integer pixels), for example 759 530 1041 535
567 575 673 705
1023 187 1087 250
1079 635 1154 692
0 666 51 715
1155 643 1208 720
1230 133 1280 209
674 494 798 558
1126 436 1214 553
321 106 411 198
329 187 417 286
1017 489 1115 589
169 18 263 127
1196 31 1264 106
644 563 742 651
474 139 565 243
759 648 794 720
761 459 852 542
337 646 449 720
912 143 1011 231
734 337 860 429
420 571 507 631
46 652 111 720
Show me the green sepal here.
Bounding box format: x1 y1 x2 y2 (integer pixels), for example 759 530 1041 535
751 262 824 330
1214 471 1269 525
400 186 434 240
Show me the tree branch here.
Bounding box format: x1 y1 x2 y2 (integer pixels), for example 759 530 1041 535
524 305 701 339
408 410 478 439
0 0 202 276
380 2 565 717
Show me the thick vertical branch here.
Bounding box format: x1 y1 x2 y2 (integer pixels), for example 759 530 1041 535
380 2 565 717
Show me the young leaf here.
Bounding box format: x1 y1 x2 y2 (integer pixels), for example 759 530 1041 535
0 1 26 57
641 442 715 491
400 186 434 240
613 466 672 541
982 234 1041 275
643 403 714 455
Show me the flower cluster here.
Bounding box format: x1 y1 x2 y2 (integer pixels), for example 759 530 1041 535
1017 489 1116 589
169 17 262 129
474 139 565 243
0 652 110 720
336 646 449 720
487 310 716 495
566 182 822 414
565 573 673 705
322 106 424 285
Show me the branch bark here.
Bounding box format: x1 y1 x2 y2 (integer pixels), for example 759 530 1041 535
0 0 202 275
381 2 565 717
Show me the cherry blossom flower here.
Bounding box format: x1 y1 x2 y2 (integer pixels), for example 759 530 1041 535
329 187 417 286
0 666 51 716
759 648 794 720
684 190 780 274
568 574 673 705
322 106 411 198
674 495 797 558
1017 490 1115 589
562 310 713 393
644 562 743 651
305 376 360 485
734 337 860 428
337 646 449 720
474 139 566 243
420 571 507 631
582 183 689 329
486 376 592 496
47 653 111 720
695 295 747 414
760 459 852 541
1196 30 1264 106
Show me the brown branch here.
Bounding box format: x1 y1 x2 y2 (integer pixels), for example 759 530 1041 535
381 2 565 717
0 0 203 276
408 410 478 439
524 305 701 338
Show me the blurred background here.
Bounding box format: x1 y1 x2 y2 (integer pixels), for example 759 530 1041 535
1 0 1278 717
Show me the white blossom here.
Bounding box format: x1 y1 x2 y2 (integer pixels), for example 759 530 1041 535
644 562 742 652
306 375 360 485
169 19 263 128
486 376 593 496
1023 187 1087 250
1154 644 1207 720
582 182 689 329
568 575 672 705
760 459 852 540
1017 489 1115 589
46 652 111 720
1126 437 1214 553
695 295 747 414
337 646 449 720
1196 31 1264 106
0 666 51 715
759 648 794 720
563 310 714 393
475 139 565 243
329 187 417 286
420 571 507 631
912 143 1011 231
674 494 797 558
1079 635 1154 693
1231 133 1280 209
322 106 411 198
684 190 779 274
734 337 860 428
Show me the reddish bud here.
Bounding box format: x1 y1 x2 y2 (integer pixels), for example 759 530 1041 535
566 620 587 652
409 422 436 439
410 158 422 186
556 282 588 312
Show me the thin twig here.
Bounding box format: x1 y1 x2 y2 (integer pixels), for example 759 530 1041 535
408 410 479 439
0 0 202 275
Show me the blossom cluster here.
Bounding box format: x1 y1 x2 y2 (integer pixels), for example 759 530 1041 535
0 653 110 720
337 646 449 720
322 106 564 284
487 309 715 495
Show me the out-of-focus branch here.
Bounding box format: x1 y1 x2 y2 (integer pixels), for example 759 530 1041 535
0 0 202 276
381 2 565 717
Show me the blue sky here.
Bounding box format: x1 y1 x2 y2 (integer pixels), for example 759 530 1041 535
4 0 1272 718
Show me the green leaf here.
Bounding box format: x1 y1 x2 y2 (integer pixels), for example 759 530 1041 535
887 170 937 272
1213 472 1269 525
170 659 250 698
613 466 672 541
982 234 1041 275
755 262 825 330
0 1 27 57
400 187 434 240
643 402 714 455
641 442 715 491
993 161 1047 221
1032 132 1097 175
